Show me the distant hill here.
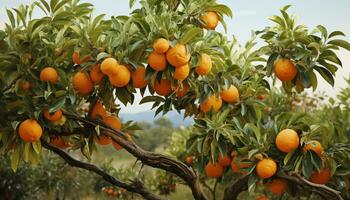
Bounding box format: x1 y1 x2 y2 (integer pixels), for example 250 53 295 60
120 110 194 127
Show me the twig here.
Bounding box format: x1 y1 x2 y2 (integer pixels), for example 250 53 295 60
41 139 163 200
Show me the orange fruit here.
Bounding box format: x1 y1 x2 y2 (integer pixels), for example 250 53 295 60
72 51 81 64
101 58 119 75
185 156 194 165
50 137 72 149
205 162 224 178
20 80 30 91
275 129 299 153
103 115 121 131
90 64 105 84
40 67 58 84
231 153 252 174
173 64 190 80
166 44 190 68
154 79 172 96
303 140 323 157
131 66 148 88
89 101 108 119
72 71 94 96
148 51 167 71
220 85 240 103
195 53 212 75
176 84 189 98
18 119 43 142
218 154 231 167
256 158 277 179
256 195 269 200
200 95 222 113
95 135 111 145
310 169 331 184
274 58 297 82
267 178 288 196
109 64 131 87
153 38 170 54
112 140 123 151
43 108 63 122
200 11 220 30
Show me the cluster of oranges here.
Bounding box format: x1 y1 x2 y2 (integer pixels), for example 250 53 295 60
200 85 240 113
101 187 127 198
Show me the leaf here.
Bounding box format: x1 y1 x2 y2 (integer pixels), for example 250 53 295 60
314 66 334 86
328 31 345 38
179 27 203 44
6 9 15 27
96 52 109 61
140 96 164 104
269 15 285 28
11 147 21 172
266 53 278 76
129 0 137 8
302 152 313 179
248 174 258 192
328 39 350 51
316 25 328 39
32 140 42 154
208 4 233 18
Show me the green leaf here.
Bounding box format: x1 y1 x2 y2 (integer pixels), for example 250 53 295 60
269 15 285 28
248 173 258 192
328 31 345 38
96 52 109 61
316 25 328 39
179 27 203 44
314 66 334 86
6 9 15 27
266 53 278 76
32 140 42 154
140 96 164 104
129 0 137 8
328 39 350 51
208 4 233 18
11 147 21 172
302 152 313 179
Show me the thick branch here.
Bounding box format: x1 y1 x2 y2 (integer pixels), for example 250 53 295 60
278 173 343 200
41 139 163 200
223 174 249 200
64 112 208 200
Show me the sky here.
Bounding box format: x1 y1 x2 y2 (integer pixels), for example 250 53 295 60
1 0 350 114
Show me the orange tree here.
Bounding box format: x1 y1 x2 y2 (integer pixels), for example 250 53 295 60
0 0 350 199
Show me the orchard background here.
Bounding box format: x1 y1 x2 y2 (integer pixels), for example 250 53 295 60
0 0 350 200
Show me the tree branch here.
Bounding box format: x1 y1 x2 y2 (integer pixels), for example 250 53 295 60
41 139 163 200
222 174 249 200
64 112 208 200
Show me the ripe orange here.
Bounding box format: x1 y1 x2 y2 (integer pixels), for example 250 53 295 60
89 101 108 119
231 153 252 174
148 51 167 71
220 85 240 103
72 51 81 64
112 140 123 150
195 53 212 75
274 58 297 82
43 108 63 122
303 140 323 157
185 156 194 165
101 58 119 75
173 64 190 80
166 44 190 68
256 158 277 179
154 79 172 96
267 178 288 196
200 95 222 113
51 137 72 149
256 195 269 200
20 80 30 91
131 66 148 88
18 119 43 142
176 84 189 98
103 115 121 131
200 11 220 30
109 64 131 87
275 129 299 153
310 169 331 184
153 38 170 54
90 64 105 84
95 135 111 145
40 67 58 84
205 162 224 178
218 154 231 167
72 71 94 96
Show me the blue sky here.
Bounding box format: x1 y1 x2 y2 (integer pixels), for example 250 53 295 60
1 0 350 113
